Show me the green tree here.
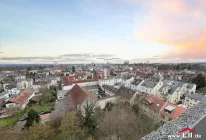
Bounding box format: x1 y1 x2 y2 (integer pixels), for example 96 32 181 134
27 67 32 71
39 88 53 103
25 109 40 128
39 66 43 70
60 112 83 140
192 74 206 90
103 102 114 111
4 75 14 82
72 66 76 72
83 100 99 136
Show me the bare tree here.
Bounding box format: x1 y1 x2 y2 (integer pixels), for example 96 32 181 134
98 103 157 140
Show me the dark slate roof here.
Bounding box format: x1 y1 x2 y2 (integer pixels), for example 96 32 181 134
141 80 158 88
185 93 206 101
131 79 142 85
5 84 17 90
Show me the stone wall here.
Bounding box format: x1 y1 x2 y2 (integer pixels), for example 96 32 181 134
141 99 206 140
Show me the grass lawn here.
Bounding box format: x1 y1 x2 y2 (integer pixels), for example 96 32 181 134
27 102 55 113
0 112 22 127
0 103 54 127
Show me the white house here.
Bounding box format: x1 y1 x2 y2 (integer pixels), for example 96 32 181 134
130 79 144 91
1 88 21 99
6 88 35 109
184 93 205 108
15 75 26 81
17 78 33 89
46 76 58 86
98 78 122 87
123 77 135 89
156 80 196 104
137 79 159 94
62 81 98 90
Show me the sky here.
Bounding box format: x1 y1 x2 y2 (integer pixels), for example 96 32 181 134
0 0 205 64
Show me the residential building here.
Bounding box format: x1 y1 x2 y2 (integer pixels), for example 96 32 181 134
159 102 187 122
62 79 98 90
6 88 35 109
32 81 50 92
132 93 187 123
98 78 122 87
15 75 26 81
123 77 135 88
66 84 97 115
184 93 206 107
57 90 68 100
46 75 58 86
130 79 143 91
137 79 159 94
17 78 33 89
133 93 166 121
104 68 110 79
155 80 196 104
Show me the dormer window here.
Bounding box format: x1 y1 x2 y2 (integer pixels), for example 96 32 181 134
164 105 175 114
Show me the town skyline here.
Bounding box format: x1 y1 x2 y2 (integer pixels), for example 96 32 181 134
0 0 206 64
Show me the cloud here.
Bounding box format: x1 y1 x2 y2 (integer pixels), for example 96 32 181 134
0 53 119 63
133 0 206 60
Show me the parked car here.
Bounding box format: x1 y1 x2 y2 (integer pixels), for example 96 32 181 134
40 110 51 115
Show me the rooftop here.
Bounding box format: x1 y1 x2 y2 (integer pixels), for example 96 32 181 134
185 93 206 101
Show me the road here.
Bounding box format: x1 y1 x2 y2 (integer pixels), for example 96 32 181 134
182 116 206 140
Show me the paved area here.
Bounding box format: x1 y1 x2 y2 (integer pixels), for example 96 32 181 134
182 116 206 140
51 98 75 119
13 120 26 131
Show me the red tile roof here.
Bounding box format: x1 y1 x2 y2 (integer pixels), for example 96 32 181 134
143 94 166 112
62 74 98 86
40 113 51 121
31 96 40 102
74 72 85 77
44 67 54 71
9 92 31 105
160 102 187 119
66 84 96 105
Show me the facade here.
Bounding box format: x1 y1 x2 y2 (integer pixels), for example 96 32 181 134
57 90 68 100
98 78 122 87
32 81 50 92
137 79 159 94
156 80 196 104
184 93 205 107
15 75 26 81
17 78 33 89
104 69 110 79
46 76 58 86
62 80 98 90
1 88 20 99
132 93 187 123
6 88 35 109
159 102 187 122
130 79 144 91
